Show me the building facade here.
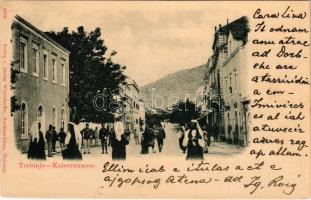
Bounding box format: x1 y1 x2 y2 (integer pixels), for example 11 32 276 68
202 17 249 145
221 43 250 146
124 78 144 133
11 16 70 152
116 78 145 133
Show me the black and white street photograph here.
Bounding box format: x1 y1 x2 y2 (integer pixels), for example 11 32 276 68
10 4 250 161
2 1 311 198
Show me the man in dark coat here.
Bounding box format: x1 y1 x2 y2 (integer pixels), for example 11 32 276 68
156 125 166 152
58 127 67 151
45 124 54 157
99 123 109 154
52 126 58 152
80 124 93 154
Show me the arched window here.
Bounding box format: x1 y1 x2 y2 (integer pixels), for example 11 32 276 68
37 105 45 132
61 108 65 129
52 107 57 129
37 106 43 119
20 102 28 137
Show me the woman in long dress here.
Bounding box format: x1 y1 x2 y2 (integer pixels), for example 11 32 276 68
110 118 129 160
28 121 46 160
181 120 204 160
62 122 82 160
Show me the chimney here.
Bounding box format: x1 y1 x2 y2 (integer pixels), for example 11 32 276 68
227 19 229 24
214 26 217 32
219 24 221 29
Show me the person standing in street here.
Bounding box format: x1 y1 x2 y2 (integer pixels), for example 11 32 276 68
99 123 109 154
52 126 58 152
133 129 140 145
181 120 204 160
45 124 54 157
151 127 158 153
62 123 82 160
94 127 99 146
58 127 67 151
108 125 113 147
81 123 92 154
110 117 129 160
141 126 150 154
28 121 46 160
156 125 166 152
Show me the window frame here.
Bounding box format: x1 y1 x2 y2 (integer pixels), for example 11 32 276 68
20 101 28 139
32 43 39 77
61 61 65 86
52 57 57 84
225 78 228 97
61 108 65 129
37 104 45 132
229 76 232 95
43 50 49 81
52 107 57 130
20 38 28 73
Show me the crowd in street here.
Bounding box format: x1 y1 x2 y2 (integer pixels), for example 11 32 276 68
26 117 167 161
26 117 214 161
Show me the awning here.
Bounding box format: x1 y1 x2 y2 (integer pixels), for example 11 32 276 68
196 114 208 127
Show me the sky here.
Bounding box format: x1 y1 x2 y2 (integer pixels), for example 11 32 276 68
8 1 246 86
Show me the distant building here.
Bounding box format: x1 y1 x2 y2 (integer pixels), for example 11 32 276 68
117 78 145 133
138 100 146 132
202 17 249 145
11 15 70 152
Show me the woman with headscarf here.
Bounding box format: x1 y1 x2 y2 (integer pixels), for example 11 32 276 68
62 122 82 160
110 117 129 160
28 121 46 160
181 120 204 160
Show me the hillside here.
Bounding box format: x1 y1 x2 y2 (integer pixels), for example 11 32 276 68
141 65 206 108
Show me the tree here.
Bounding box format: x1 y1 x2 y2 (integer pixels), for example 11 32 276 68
46 27 126 123
169 99 200 126
11 60 20 115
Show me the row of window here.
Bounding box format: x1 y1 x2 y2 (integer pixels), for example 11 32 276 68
224 73 238 95
133 101 140 110
20 38 66 86
20 102 66 137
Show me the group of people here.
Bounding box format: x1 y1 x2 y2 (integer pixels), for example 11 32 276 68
141 124 166 154
27 116 133 160
27 118 209 161
28 122 68 159
27 121 81 160
178 120 211 160
45 125 67 157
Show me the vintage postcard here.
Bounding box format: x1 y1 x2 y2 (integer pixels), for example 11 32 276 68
0 0 310 198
